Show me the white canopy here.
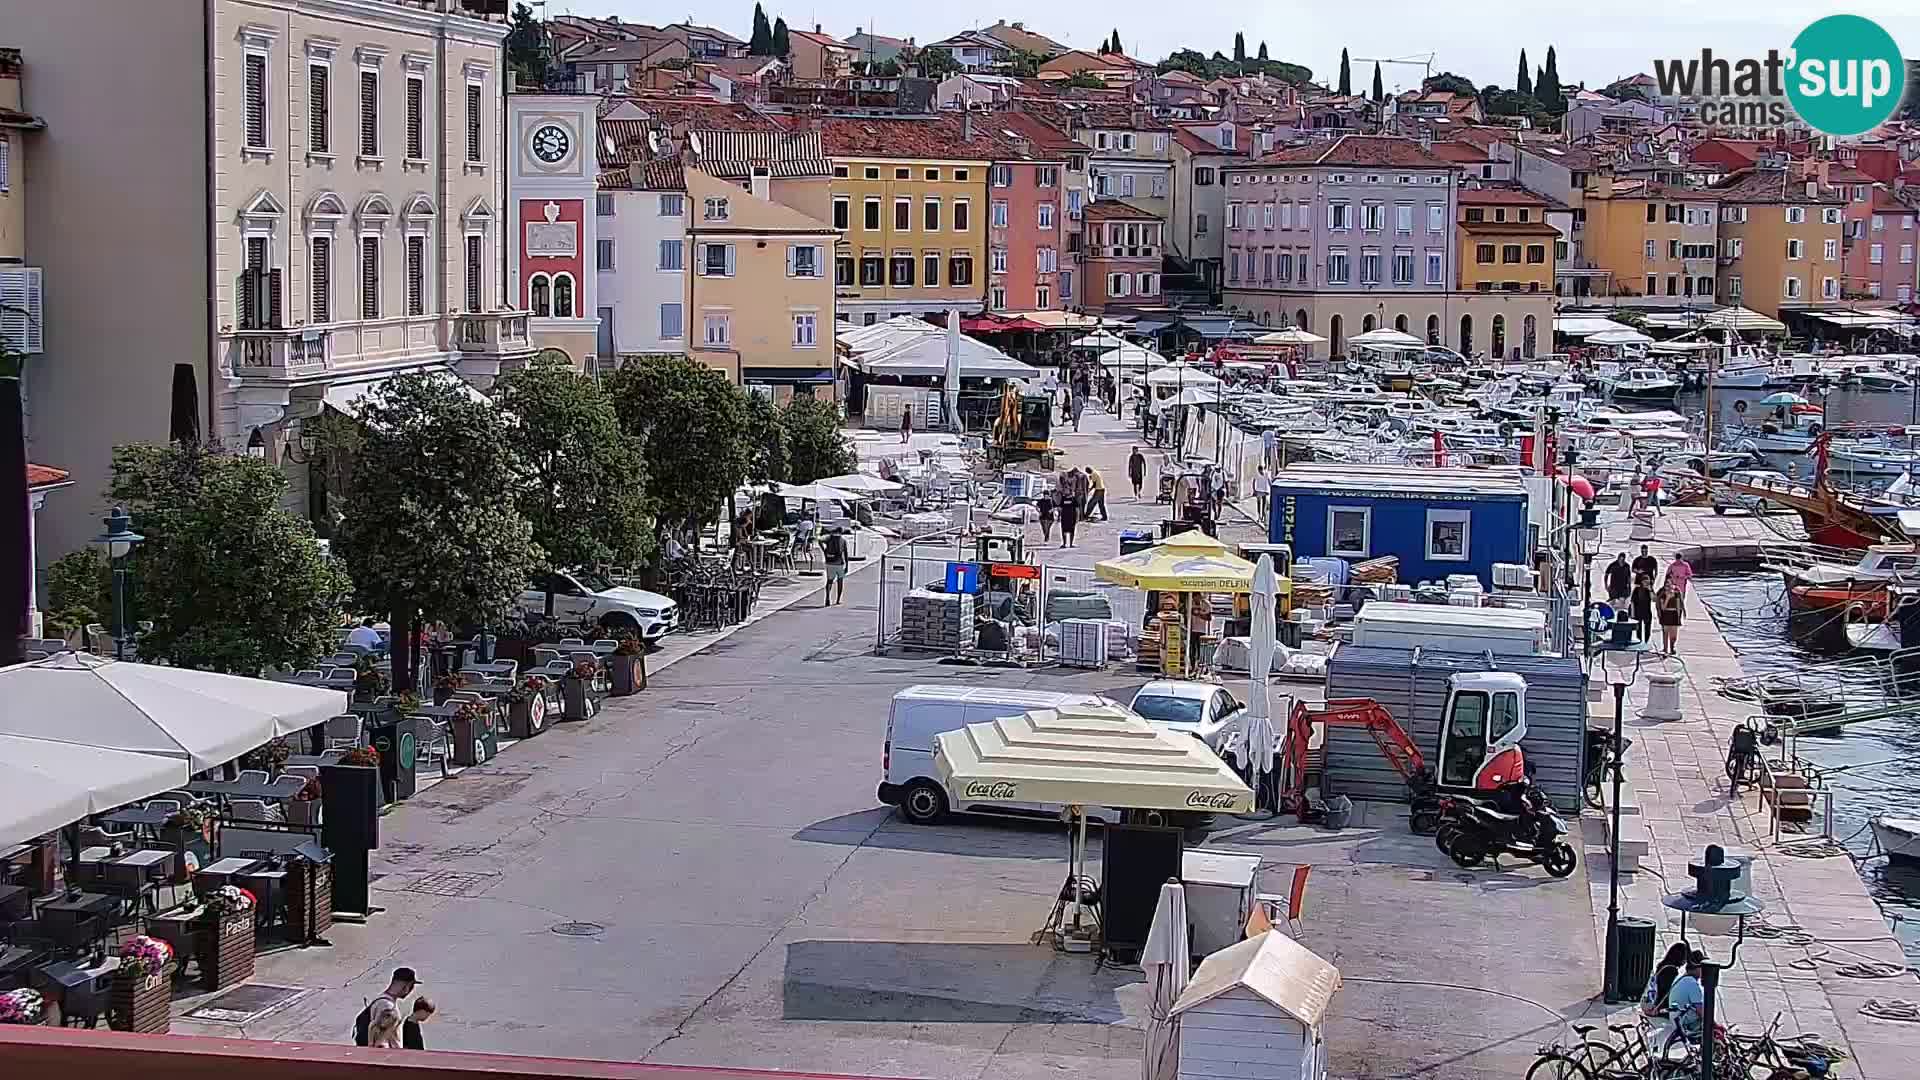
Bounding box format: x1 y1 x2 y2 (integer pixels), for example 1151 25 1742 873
1554 316 1634 337
773 481 853 502
1702 306 1785 332
934 704 1252 812
837 317 1040 380
0 652 349 772
1588 329 1655 346
817 472 905 494
1099 346 1174 371
1143 363 1222 388
1254 328 1326 345
1347 328 1425 349
1168 386 1223 407
1069 330 1132 350
0 734 189 847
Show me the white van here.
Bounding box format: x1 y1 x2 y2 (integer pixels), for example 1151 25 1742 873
879 685 1107 824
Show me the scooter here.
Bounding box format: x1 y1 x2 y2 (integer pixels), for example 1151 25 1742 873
1446 782 1578 878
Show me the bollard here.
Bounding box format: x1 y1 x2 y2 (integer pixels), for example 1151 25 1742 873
1641 669 1683 721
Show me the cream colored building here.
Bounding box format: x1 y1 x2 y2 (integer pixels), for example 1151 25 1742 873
7 0 529 565
682 167 837 400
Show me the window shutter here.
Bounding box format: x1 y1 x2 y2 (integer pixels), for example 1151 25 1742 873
405 77 424 159
244 54 267 148
359 71 379 156
361 236 380 318
465 83 482 162
268 267 283 328
786 245 796 277
465 235 483 310
311 237 331 322
726 244 736 276
309 65 329 152
0 268 43 354
406 236 425 316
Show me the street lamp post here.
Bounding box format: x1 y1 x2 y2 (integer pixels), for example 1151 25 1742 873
1661 845 1766 1079
1576 509 1602 657
92 507 144 661
1600 647 1642 1002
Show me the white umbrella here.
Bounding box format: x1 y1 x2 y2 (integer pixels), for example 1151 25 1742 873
0 651 348 771
775 482 852 502
0 733 189 847
1170 386 1222 407
1144 363 1221 388
1142 882 1191 1080
1588 328 1654 346
1760 391 1808 407
817 472 905 494
1069 330 1131 350
1347 327 1425 348
1255 328 1325 345
1244 555 1279 810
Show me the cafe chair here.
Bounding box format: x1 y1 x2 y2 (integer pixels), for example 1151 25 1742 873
228 798 281 824
534 647 562 667
78 825 132 851
284 765 320 780
558 636 586 647
234 769 271 788
294 669 326 681
416 718 452 779
144 800 182 818
323 714 363 750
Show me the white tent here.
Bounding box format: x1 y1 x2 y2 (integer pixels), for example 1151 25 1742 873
818 472 905 494
1254 328 1325 346
1142 882 1191 1080
0 733 189 847
1069 330 1132 350
1553 315 1634 337
1169 386 1223 407
1588 329 1655 346
0 652 348 772
1347 328 1425 349
1099 345 1174 372
1702 306 1785 332
1243 555 1279 811
1143 363 1222 388
774 482 853 503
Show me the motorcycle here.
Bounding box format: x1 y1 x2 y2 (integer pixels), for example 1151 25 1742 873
1446 781 1578 879
1431 793 1478 856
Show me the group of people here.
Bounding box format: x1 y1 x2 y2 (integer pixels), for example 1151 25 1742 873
1641 944 1709 1042
1032 466 1106 547
1604 544 1692 654
354 967 434 1049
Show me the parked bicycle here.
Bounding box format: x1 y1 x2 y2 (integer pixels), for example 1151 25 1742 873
1725 718 1767 797
1583 729 1632 811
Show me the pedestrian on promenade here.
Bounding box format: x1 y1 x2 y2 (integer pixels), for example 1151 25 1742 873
1632 544 1659 585
354 967 420 1048
1060 488 1080 547
821 527 849 606
1631 573 1654 643
1086 468 1108 521
1666 556 1694 596
1657 583 1684 654
1036 492 1056 544
1128 447 1147 498
1640 943 1690 1019
1605 552 1632 604
1070 390 1085 432
1666 953 1707 1041
402 999 434 1049
900 405 914 445
1253 464 1270 523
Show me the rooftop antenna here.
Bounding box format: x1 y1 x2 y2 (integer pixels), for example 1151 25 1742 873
687 129 705 159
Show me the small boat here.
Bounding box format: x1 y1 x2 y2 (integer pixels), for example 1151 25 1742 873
1711 356 1776 389
1769 543 1920 588
1871 816 1920 864
1828 360 1913 392
1604 366 1683 401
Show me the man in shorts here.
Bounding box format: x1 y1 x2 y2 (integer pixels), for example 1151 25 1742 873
822 526 849 605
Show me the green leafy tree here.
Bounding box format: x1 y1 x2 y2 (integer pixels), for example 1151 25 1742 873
494 357 652 615
505 3 548 87
1371 62 1384 102
1337 49 1351 95
748 4 773 55
904 45 960 79
782 398 856 485
1424 71 1478 96
333 371 539 691
106 443 351 674
604 354 751 536
1537 46 1564 112
44 549 109 635
771 17 790 57
1257 42 1269 62
1516 50 1532 97
1004 48 1043 78
742 392 789 487
1062 71 1107 89
1233 33 1246 65
870 57 902 78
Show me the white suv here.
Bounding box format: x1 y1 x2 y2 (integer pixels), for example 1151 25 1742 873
519 571 678 643
1129 681 1245 756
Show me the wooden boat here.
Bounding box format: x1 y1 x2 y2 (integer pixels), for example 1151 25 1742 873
1871 816 1920 864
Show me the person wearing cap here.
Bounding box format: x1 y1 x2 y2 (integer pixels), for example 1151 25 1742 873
357 967 420 1048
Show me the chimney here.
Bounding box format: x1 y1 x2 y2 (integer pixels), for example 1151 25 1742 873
855 26 862 35
750 166 771 201
963 107 973 142
814 23 821 33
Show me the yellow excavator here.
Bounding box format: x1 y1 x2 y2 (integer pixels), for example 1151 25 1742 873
988 382 1056 471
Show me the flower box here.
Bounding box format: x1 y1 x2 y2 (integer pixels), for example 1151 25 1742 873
108 967 172 1033
287 860 333 943
607 652 646 696
506 688 551 739
560 675 600 721
193 912 256 991
0 988 47 1026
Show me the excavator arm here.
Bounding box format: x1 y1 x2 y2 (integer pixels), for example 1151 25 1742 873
1276 697 1429 818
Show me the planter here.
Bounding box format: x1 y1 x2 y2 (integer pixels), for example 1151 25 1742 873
108 968 172 1034
287 860 333 943
284 799 321 827
506 693 549 739
192 913 255 991
608 653 646 696
560 675 600 722
451 711 494 767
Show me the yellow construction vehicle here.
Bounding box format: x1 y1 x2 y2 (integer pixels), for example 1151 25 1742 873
988 383 1056 470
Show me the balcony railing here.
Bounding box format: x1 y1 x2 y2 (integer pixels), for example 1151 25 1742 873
227 328 330 378
455 312 533 356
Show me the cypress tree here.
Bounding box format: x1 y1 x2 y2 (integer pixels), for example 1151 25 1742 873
1258 42 1269 62
1516 49 1531 97
771 16 789 57
1337 48 1351 96
1109 30 1122 55
1371 62 1383 102
1234 33 1246 64
748 4 772 55
1538 45 1564 111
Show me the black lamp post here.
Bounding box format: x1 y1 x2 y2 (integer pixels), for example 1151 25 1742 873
1600 647 1642 1002
93 508 144 661
1577 506 1601 657
1661 845 1766 1079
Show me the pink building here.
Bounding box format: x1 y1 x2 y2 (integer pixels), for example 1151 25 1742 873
1837 173 1918 305
989 124 1074 312
1081 200 1163 314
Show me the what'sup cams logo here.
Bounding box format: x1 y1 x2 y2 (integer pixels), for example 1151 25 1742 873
1653 15 1908 137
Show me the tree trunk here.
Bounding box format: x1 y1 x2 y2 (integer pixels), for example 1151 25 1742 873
0 374 28 667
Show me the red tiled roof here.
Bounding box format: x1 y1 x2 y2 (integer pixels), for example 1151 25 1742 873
1012 96 1171 132
1426 141 1492 164
1826 164 1877 184
27 464 69 489
1083 199 1161 221
596 95 783 131
1250 134 1455 170
816 113 1028 161
787 29 849 49
1690 138 1770 166
1459 219 1563 237
1871 190 1916 215
993 112 1082 156
1458 187 1548 206
600 158 686 191
1170 126 1247 157
1712 167 1846 205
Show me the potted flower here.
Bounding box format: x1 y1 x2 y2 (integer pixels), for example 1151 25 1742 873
433 670 468 706
0 988 46 1026
187 886 256 991
340 745 381 768
284 774 324 826
110 936 174 1033
560 657 602 721
239 737 291 777
450 699 492 766
505 674 552 739
607 635 647 696
352 657 390 703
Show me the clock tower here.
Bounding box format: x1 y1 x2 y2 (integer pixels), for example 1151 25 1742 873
506 90 601 369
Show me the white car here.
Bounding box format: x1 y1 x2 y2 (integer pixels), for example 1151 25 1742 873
1129 681 1245 756
519 571 678 642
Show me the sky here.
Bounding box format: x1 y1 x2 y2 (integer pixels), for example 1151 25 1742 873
564 2 1918 98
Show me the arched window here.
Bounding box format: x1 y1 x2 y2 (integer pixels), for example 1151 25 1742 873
529 273 552 317
1395 314 1409 334
1491 315 1507 360
552 272 576 318
1329 313 1345 357
1294 309 1308 329
1459 314 1474 355
1426 314 1440 345
1361 313 1377 334
1522 314 1538 358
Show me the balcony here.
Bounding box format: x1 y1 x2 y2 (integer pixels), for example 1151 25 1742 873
454 311 534 358
226 328 331 380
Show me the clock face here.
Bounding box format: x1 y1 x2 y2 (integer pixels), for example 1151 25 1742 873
531 124 571 164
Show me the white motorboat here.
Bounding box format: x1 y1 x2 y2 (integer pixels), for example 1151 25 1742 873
1766 543 1920 588
1603 366 1682 401
1712 356 1776 389
1871 815 1920 864
1828 360 1913 392
1829 441 1920 476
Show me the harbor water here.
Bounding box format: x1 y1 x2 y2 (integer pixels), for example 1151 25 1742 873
1692 569 1920 962
1686 386 1920 488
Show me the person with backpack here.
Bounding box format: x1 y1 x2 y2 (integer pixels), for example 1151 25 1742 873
402 998 435 1049
354 967 419 1048
821 527 848 606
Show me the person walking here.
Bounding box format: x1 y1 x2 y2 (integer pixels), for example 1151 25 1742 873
1630 573 1655 644
821 527 849 606
1060 485 1081 547
1086 467 1108 521
1128 447 1147 499
1657 582 1684 654
1036 491 1056 544
900 404 914 445
354 967 420 1048
1252 463 1271 524
1632 544 1659 586
1605 551 1633 605
401 999 435 1050
1665 555 1694 597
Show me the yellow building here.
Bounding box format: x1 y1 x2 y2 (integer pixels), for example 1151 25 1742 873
1713 166 1847 317
1456 188 1557 295
681 167 837 400
1582 178 1719 304
819 115 996 323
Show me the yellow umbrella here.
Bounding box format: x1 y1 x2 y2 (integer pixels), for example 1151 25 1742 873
1094 530 1257 593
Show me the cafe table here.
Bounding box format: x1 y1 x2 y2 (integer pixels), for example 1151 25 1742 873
194 857 261 893
99 805 172 830
187 775 308 801
0 882 31 920
284 751 346 768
